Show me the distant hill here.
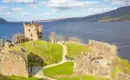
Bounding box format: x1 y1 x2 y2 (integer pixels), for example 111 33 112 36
35 18 66 22
52 6 130 22
0 18 7 23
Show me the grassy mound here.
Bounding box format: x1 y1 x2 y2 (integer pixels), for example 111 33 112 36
43 62 74 77
66 43 90 58
57 76 108 80
22 40 63 65
10 40 63 65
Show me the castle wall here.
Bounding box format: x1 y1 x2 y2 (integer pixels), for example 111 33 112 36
114 72 130 80
0 51 28 77
74 40 117 78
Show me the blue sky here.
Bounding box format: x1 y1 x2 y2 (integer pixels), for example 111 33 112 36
0 0 129 21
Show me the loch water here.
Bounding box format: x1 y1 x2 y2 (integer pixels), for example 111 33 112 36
0 22 130 60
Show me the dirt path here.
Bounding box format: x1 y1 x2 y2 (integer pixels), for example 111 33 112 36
32 43 69 80
62 44 68 62
43 43 71 69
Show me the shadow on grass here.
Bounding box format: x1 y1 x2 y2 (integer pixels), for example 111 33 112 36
0 75 10 80
28 53 47 77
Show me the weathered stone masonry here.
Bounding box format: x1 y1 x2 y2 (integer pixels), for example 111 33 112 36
74 40 117 78
24 22 43 41
0 50 28 77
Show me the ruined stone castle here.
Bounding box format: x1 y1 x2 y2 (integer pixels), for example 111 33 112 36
24 22 43 41
74 40 117 78
0 22 44 78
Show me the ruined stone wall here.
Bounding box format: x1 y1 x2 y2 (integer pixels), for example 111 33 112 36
0 50 28 77
114 72 130 80
74 40 117 78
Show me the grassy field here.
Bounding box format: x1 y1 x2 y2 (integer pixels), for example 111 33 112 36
66 43 90 58
111 65 120 78
21 40 63 65
57 76 108 80
118 57 130 75
43 62 74 77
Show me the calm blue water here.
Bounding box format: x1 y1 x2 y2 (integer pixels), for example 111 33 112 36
0 22 130 60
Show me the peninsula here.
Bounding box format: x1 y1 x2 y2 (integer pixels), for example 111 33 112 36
0 18 7 23
0 22 130 80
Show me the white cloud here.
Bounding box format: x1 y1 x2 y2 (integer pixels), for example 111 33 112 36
11 7 23 12
0 6 12 17
2 0 37 3
40 1 46 5
29 4 38 9
0 6 9 12
43 12 52 16
87 4 117 15
0 12 12 16
104 0 130 6
87 7 116 15
44 0 100 10
22 12 30 16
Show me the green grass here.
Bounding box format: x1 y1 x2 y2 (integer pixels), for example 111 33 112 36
21 40 63 65
111 57 130 78
118 58 130 75
119 15 130 19
43 62 74 77
0 75 40 80
57 76 108 80
111 65 120 78
66 43 90 58
9 46 22 52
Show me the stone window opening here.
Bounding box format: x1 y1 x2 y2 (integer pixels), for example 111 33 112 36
95 60 99 63
31 34 33 37
28 29 30 31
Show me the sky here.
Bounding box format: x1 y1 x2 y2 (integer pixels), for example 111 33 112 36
0 0 130 22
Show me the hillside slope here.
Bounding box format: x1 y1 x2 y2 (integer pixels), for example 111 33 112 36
0 18 7 23
54 6 130 22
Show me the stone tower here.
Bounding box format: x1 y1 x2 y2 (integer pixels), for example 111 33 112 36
23 22 43 41
50 32 56 43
